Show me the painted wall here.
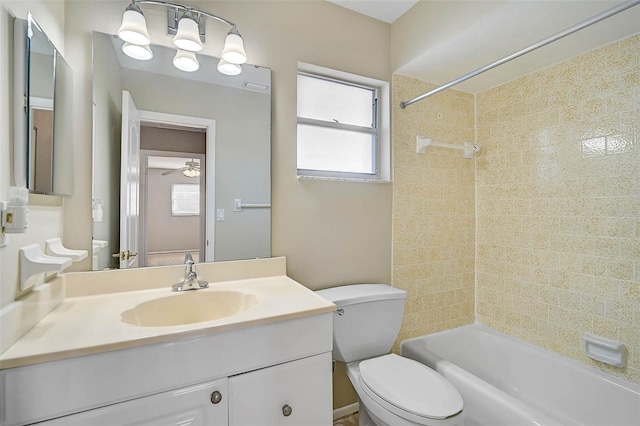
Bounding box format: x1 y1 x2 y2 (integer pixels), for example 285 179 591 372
145 168 200 253
61 0 392 288
92 29 122 270
475 34 640 384
29 52 54 98
60 0 391 410
141 128 204 255
390 0 504 74
391 75 476 350
140 127 205 154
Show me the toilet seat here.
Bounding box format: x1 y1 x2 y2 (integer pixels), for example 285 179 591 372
358 354 463 424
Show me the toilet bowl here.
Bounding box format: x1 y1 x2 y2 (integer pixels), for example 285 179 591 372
316 284 464 426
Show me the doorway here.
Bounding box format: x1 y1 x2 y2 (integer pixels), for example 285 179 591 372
134 110 216 267
140 148 206 267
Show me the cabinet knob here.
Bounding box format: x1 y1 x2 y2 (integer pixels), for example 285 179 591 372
282 404 292 417
210 391 222 404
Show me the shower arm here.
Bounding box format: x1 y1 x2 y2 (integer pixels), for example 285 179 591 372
400 0 640 109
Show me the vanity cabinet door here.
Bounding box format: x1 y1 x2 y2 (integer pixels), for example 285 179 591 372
228 352 333 426
37 379 228 426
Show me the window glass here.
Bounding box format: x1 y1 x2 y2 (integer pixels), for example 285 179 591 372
297 74 374 127
297 71 378 179
297 124 373 173
171 184 199 216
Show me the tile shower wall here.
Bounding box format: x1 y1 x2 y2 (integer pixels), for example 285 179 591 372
392 75 476 347
476 34 639 383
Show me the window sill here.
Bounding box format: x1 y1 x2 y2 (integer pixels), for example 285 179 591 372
297 175 392 184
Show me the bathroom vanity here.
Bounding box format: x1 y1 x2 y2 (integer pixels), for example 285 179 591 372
0 258 335 426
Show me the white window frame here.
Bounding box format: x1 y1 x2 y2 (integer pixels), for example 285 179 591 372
296 62 391 183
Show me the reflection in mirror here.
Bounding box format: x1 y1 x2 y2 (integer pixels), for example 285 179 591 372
27 20 54 193
13 14 74 196
92 32 271 271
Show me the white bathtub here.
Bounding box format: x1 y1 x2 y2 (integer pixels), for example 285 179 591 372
401 324 640 426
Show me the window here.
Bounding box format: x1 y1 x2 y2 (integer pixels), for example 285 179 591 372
171 184 200 216
296 65 390 182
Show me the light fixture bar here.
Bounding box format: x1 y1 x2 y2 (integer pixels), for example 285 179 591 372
132 0 236 27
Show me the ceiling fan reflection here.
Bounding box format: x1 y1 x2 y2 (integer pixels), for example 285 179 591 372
161 159 200 178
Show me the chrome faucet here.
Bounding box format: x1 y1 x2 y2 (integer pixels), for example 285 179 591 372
171 252 209 291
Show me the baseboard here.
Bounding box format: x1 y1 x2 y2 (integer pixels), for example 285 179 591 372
333 402 359 420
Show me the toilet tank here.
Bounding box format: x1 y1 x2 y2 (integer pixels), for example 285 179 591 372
316 284 407 363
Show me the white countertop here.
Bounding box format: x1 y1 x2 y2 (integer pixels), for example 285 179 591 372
0 275 335 369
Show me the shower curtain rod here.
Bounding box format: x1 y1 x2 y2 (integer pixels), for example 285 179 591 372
400 0 640 109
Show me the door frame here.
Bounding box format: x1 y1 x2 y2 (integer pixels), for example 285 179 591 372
136 110 216 263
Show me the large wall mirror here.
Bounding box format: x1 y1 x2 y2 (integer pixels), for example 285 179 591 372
14 14 74 196
92 32 271 271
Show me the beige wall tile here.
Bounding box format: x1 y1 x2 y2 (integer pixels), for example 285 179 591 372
391 75 476 345
392 34 638 384
476 34 640 384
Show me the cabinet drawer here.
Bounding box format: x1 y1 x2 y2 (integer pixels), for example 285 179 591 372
38 379 228 426
229 352 332 426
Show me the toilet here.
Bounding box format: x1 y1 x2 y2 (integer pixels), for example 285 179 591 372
316 284 464 426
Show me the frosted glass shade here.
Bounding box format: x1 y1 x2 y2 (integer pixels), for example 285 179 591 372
217 58 242 75
117 8 151 46
173 14 203 52
221 29 247 64
122 42 153 60
173 50 200 72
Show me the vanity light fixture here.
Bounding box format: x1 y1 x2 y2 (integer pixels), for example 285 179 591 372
117 3 151 46
122 42 153 60
117 0 248 74
217 58 242 76
173 50 199 72
173 11 203 52
220 27 247 64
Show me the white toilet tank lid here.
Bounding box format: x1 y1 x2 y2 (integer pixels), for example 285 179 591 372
359 354 463 420
315 284 406 307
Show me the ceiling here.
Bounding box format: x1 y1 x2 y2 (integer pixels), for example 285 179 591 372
327 0 419 23
327 0 640 94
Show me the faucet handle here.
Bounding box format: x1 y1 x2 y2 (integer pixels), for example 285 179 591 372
184 251 194 264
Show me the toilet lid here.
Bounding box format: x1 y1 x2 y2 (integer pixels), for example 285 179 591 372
359 354 463 420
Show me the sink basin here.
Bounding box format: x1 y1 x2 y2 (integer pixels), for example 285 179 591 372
121 291 258 327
